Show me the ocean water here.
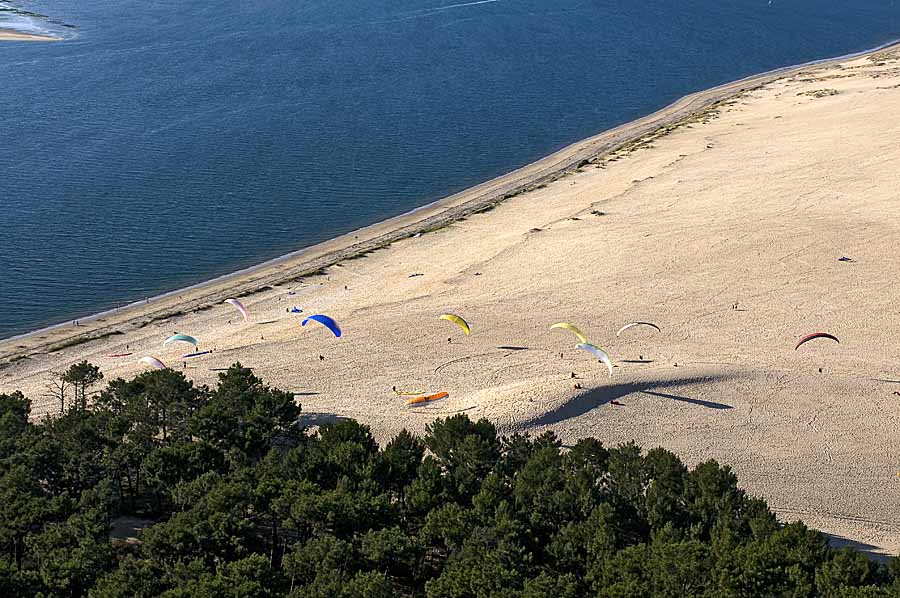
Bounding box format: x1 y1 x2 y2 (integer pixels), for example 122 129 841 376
2 0 898 339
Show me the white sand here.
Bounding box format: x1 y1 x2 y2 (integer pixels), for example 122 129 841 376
4 48 900 556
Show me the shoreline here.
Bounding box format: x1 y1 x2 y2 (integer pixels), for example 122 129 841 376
0 27 58 41
2 39 898 364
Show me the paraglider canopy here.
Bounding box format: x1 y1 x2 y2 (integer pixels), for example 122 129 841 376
406 391 449 406
163 334 198 348
551 322 587 344
440 314 470 336
139 356 167 370
616 322 660 337
302 314 341 338
225 298 249 322
795 332 840 351
576 343 614 377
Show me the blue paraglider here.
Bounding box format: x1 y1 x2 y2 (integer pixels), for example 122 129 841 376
301 314 341 338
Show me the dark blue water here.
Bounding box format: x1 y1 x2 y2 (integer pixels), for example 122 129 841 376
2 0 898 339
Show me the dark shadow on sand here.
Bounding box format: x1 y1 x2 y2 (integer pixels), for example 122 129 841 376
525 374 736 427
641 390 731 410
824 532 891 563
297 412 349 427
498 346 529 351
621 359 654 364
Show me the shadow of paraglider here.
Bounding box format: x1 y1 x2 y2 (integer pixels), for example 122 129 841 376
621 359 654 364
497 346 529 351
640 390 731 410
525 373 737 427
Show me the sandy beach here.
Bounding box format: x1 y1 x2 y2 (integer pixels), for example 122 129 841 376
0 27 57 41
4 45 900 556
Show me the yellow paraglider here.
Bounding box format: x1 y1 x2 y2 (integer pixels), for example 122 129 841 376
550 322 588 344
440 314 470 336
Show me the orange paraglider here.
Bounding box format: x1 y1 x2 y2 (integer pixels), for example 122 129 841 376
405 391 449 406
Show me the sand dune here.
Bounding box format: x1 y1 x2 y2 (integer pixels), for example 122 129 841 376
3 48 900 556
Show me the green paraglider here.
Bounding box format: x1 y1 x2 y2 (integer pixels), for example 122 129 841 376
163 334 198 348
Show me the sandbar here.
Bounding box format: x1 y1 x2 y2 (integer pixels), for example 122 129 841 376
0 27 57 41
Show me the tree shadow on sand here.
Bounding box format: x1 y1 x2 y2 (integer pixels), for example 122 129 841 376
526 374 736 427
823 533 891 563
297 412 350 427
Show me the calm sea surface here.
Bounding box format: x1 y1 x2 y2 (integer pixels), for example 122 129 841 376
2 0 898 339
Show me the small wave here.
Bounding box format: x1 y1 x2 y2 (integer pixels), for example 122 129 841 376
426 0 500 12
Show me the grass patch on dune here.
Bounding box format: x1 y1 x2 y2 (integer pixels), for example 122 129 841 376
286 266 330 284
48 330 124 353
472 203 499 215
798 88 840 98
344 242 391 262
234 285 274 299
138 311 187 329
